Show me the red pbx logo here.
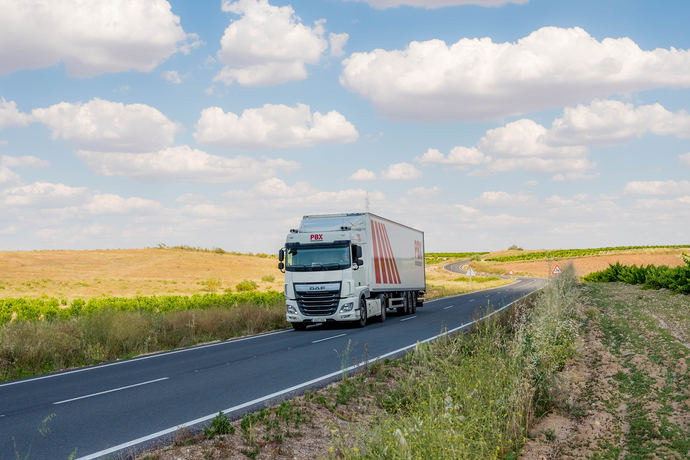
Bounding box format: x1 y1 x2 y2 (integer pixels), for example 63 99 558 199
414 240 423 260
370 221 401 284
310 234 323 241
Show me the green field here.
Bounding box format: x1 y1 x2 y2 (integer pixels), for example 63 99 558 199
485 245 690 262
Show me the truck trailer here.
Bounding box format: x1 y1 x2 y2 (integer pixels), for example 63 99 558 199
278 213 425 330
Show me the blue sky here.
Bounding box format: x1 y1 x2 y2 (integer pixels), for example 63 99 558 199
1 0 689 252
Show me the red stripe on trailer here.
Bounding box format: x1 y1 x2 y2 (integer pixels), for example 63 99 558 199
382 223 401 283
378 222 393 283
374 221 388 284
370 220 382 283
377 222 391 283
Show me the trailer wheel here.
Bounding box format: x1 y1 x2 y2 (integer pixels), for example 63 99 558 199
378 298 386 323
357 297 367 327
292 322 307 331
410 291 417 314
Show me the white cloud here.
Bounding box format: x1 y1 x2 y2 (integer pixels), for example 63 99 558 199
1 155 50 168
0 166 19 185
381 162 422 180
32 98 179 152
624 180 690 196
215 0 329 86
76 146 300 183
194 103 358 148
329 33 349 57
681 153 690 167
1 182 90 207
0 0 196 77
351 0 527 8
340 26 690 121
349 168 377 181
407 186 440 196
0 98 31 129
547 99 690 146
84 194 161 215
415 147 485 169
545 194 587 207
161 70 185 84
474 191 535 206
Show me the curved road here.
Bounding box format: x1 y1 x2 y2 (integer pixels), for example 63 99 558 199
0 275 545 459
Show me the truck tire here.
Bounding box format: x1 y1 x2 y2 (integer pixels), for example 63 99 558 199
292 322 307 331
378 298 386 322
410 291 416 314
357 297 367 327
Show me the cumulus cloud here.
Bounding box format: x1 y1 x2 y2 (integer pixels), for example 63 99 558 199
0 98 31 129
84 194 161 215
194 103 358 148
0 0 197 77
474 191 535 206
1 182 90 207
161 70 185 84
0 166 19 185
624 180 690 196
681 153 690 167
350 0 527 8
407 186 440 196
329 33 349 57
381 162 422 180
547 99 690 146
32 98 179 152
1 155 50 168
349 168 376 181
340 26 690 121
415 147 485 169
216 0 337 86
76 146 300 183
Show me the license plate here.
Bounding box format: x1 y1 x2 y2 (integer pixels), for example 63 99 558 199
312 318 326 322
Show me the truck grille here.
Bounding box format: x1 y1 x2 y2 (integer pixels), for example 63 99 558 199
296 289 340 316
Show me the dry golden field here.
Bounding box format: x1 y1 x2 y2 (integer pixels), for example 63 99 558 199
0 248 283 299
470 247 690 278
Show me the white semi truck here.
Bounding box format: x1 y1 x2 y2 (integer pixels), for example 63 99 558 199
278 213 425 330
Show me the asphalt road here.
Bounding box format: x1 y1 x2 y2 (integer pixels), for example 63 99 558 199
0 276 545 459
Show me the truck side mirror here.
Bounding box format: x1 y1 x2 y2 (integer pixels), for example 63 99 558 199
356 259 363 266
355 245 363 258
278 262 284 271
278 248 284 262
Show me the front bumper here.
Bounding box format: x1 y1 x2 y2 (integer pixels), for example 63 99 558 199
286 297 358 323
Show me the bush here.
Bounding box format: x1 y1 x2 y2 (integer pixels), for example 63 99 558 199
236 280 258 292
583 256 690 294
261 274 275 283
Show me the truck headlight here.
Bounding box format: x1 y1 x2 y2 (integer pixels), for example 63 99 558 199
340 302 354 312
287 304 297 314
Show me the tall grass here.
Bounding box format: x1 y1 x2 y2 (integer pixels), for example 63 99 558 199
335 265 579 458
583 257 690 294
0 303 287 382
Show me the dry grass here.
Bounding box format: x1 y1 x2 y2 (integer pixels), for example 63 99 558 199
424 262 513 299
0 248 282 299
472 247 690 278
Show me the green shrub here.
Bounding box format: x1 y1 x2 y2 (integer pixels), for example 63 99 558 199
261 274 275 283
236 280 258 292
486 245 689 262
583 256 690 294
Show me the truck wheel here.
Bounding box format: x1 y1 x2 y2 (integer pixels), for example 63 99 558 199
410 291 417 314
357 297 367 327
292 322 307 331
378 299 386 322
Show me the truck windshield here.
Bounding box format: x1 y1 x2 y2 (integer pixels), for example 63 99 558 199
286 246 351 271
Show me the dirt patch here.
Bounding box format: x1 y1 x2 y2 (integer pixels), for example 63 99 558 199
521 283 690 459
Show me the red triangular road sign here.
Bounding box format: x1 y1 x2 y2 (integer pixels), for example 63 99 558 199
552 265 561 275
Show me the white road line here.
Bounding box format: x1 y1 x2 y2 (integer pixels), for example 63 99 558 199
53 377 169 405
0 330 290 389
311 333 346 344
76 285 544 460
400 315 417 322
469 299 476 302
443 305 455 310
